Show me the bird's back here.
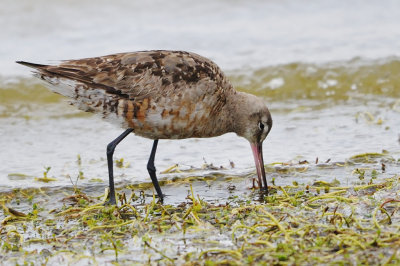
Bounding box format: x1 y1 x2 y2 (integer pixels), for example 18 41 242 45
19 51 235 139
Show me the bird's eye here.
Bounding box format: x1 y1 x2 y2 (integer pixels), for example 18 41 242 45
258 122 265 131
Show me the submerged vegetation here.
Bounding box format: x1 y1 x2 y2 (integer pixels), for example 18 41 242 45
1 152 400 265
232 58 400 102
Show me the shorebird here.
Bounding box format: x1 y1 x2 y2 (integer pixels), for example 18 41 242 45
17 50 272 205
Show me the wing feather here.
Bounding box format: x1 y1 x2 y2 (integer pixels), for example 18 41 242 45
52 50 231 100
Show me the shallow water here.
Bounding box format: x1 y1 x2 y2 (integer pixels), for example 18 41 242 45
1 0 400 76
1 62 399 192
1 0 400 195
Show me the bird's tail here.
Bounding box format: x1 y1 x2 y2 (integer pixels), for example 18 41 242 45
17 60 86 99
16 60 127 126
16 61 47 69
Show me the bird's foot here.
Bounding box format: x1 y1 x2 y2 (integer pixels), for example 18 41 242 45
156 193 165 203
104 197 117 206
260 186 269 195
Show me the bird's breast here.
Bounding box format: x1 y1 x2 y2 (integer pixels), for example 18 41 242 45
116 94 228 140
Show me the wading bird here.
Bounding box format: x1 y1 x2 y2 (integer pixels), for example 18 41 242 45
17 50 272 204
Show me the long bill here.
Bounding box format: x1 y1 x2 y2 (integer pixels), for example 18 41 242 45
250 142 268 193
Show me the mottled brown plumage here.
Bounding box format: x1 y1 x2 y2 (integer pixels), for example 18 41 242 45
17 50 272 204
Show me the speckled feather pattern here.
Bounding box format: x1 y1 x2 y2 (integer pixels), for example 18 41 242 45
30 50 238 139
18 50 273 192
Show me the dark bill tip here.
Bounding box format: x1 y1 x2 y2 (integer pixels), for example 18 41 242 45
250 142 268 194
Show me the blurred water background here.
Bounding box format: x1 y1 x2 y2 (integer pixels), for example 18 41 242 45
0 0 399 191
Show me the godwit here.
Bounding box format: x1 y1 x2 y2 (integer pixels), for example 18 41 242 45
17 50 272 204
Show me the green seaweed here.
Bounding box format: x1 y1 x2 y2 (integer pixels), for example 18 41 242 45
0 154 400 265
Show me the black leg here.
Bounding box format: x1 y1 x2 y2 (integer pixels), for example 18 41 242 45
147 140 164 201
106 128 134 205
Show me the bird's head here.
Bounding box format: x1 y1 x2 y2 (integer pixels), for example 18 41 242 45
232 92 272 191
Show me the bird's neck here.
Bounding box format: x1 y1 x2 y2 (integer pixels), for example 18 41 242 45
226 90 253 137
